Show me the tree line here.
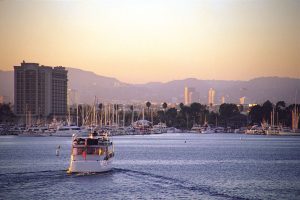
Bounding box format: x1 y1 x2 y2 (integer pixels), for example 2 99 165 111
0 100 299 129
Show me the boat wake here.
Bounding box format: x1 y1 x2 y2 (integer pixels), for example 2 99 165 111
0 170 66 177
0 168 251 200
113 168 251 200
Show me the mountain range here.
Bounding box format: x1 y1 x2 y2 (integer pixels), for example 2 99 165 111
1 68 299 104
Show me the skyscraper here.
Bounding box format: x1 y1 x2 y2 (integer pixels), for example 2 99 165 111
221 96 225 104
239 97 246 104
14 61 68 118
208 88 215 106
184 87 199 105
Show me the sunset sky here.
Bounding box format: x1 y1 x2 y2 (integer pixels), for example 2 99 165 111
0 0 299 83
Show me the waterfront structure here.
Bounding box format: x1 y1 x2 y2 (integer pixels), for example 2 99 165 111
240 97 246 104
221 96 225 104
208 88 215 106
0 96 4 104
14 61 68 118
292 107 299 131
184 87 199 105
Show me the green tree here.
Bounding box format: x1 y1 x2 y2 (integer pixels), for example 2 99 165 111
179 102 184 110
275 101 287 125
262 100 273 123
0 103 16 123
249 105 263 124
208 111 219 126
165 107 177 127
162 102 168 111
162 102 168 123
130 105 134 124
190 103 201 124
146 101 151 120
190 103 207 124
179 105 192 129
157 110 165 123
219 103 240 127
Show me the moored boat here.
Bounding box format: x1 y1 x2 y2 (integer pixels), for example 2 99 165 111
52 125 87 137
151 122 167 134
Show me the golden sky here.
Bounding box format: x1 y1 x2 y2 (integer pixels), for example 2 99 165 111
0 0 299 83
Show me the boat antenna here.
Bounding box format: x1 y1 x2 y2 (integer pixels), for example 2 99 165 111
295 89 298 105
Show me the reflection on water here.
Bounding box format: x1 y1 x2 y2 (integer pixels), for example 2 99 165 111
0 134 300 199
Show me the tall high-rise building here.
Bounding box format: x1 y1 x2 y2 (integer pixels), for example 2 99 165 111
14 61 68 117
221 96 225 104
208 88 215 106
239 97 246 104
184 87 199 105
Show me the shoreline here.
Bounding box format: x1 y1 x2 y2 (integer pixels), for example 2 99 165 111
1 132 300 137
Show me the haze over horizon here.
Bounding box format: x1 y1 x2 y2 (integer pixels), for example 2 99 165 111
0 0 299 84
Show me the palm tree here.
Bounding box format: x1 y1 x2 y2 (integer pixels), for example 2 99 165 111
98 103 103 126
130 105 134 124
179 103 184 110
162 102 167 111
162 102 168 123
146 101 151 120
262 100 273 123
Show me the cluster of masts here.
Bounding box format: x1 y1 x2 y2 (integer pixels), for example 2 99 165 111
68 99 157 128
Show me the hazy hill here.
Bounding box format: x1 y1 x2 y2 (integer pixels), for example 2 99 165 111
0 70 14 103
0 68 299 104
137 77 300 104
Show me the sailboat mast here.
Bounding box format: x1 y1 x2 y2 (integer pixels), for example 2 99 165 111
108 104 111 126
104 104 107 126
142 107 145 121
123 104 125 127
76 103 79 127
131 105 134 125
151 108 153 124
112 104 115 124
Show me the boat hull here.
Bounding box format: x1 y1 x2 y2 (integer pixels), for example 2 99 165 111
68 159 113 173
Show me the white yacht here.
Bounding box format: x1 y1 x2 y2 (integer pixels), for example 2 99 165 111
52 125 87 137
152 123 167 134
22 126 54 136
132 120 152 134
191 124 202 133
68 132 114 173
191 123 214 134
245 125 265 135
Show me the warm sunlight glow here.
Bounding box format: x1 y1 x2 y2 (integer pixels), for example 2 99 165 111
0 0 299 83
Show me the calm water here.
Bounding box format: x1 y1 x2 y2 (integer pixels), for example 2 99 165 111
0 133 300 200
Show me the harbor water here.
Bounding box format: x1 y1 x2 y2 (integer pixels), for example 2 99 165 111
0 133 300 199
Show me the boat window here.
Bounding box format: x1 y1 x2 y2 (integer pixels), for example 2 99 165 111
71 128 80 130
58 128 69 131
73 147 84 155
98 147 106 155
87 138 98 145
87 147 101 155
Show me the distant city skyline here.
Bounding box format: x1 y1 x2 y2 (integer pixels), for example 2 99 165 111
1 66 300 105
0 0 299 84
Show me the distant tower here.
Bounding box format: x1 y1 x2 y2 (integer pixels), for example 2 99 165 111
184 87 197 105
184 87 189 105
208 88 215 106
239 97 246 104
221 96 225 104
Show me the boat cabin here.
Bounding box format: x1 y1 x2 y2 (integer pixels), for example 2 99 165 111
71 137 114 160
